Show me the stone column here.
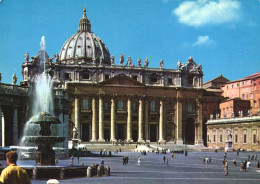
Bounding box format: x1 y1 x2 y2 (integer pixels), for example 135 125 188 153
195 98 204 145
13 107 18 145
75 95 80 139
1 111 5 147
0 106 2 147
110 97 116 142
138 97 144 143
127 97 133 142
98 95 105 142
159 99 165 143
145 100 149 142
175 92 183 144
64 114 69 150
91 96 97 142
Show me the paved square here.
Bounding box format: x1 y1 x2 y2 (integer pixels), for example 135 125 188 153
20 151 260 184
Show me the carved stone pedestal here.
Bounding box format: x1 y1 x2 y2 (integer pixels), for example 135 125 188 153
225 140 233 152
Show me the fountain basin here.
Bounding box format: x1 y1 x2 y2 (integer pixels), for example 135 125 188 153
23 136 65 145
0 165 89 179
29 112 61 124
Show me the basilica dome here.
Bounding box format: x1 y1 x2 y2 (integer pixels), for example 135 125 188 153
59 9 111 65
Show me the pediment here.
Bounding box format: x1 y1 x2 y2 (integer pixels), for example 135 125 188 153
99 74 145 87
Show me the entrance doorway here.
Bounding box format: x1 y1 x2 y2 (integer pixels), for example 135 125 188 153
104 128 110 142
116 124 126 140
132 129 138 142
184 118 195 144
149 124 158 142
81 123 90 141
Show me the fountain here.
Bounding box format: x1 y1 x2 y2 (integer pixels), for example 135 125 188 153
16 36 108 179
20 36 65 166
23 112 65 165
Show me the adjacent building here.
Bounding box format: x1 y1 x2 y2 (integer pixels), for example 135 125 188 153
222 72 260 115
205 73 260 151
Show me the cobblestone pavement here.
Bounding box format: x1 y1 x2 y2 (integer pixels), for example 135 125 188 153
11 151 260 184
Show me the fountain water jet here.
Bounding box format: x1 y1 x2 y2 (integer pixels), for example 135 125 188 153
22 36 65 166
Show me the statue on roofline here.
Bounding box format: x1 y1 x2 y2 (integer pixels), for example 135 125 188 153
25 52 29 62
138 58 142 67
160 59 164 69
119 54 124 65
111 55 115 65
12 73 17 85
144 58 149 68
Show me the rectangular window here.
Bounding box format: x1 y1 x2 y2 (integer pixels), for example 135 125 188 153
82 99 89 110
213 135 216 143
132 103 137 112
82 73 89 80
105 75 110 80
250 93 253 99
151 101 156 112
118 100 124 110
244 134 247 144
168 78 173 85
220 135 222 143
235 135 238 143
104 102 109 111
188 103 193 113
151 77 157 83
253 135 256 144
187 76 193 85
242 94 245 99
132 76 138 81
64 73 70 80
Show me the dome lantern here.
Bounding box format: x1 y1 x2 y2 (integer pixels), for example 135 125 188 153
78 8 91 32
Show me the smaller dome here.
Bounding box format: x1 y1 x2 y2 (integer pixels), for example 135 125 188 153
59 9 110 65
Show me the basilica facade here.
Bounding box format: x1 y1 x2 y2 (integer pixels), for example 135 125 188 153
19 9 204 145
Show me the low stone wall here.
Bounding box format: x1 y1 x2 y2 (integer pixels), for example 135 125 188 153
0 165 111 179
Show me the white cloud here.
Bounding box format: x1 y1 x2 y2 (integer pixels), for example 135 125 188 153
193 35 212 46
173 0 241 27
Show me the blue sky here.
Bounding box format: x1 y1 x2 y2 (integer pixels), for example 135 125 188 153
0 0 259 84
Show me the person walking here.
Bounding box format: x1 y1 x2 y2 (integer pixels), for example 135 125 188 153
224 160 228 176
233 159 237 166
123 157 126 165
71 155 74 165
166 157 169 166
0 151 31 184
101 157 104 165
163 156 166 163
137 156 141 165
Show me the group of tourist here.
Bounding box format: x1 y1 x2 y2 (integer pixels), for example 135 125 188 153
123 156 129 165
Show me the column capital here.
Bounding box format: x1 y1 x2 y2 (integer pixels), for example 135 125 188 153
160 96 166 101
73 93 81 98
196 97 204 104
111 94 118 99
127 94 134 99
138 95 146 100
175 96 183 102
98 94 105 98
89 94 98 98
